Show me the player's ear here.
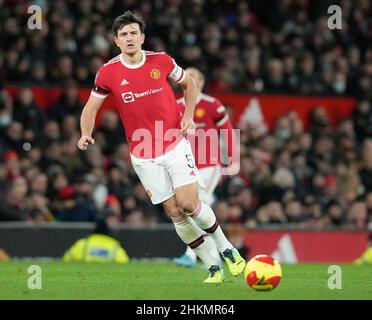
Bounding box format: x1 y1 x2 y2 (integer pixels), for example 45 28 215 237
140 33 145 45
114 36 120 48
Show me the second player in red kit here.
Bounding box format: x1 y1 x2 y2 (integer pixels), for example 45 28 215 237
175 68 239 268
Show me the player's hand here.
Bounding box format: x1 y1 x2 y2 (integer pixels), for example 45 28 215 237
77 135 95 150
180 117 196 135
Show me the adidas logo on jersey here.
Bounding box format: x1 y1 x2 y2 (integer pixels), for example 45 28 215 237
189 170 196 176
121 79 129 86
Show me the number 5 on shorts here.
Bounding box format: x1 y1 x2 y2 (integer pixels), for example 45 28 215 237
186 154 195 168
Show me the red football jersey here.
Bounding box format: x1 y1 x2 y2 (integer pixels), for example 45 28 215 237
92 50 186 159
177 93 236 169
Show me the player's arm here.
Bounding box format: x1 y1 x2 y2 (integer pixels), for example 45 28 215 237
77 95 104 150
219 117 238 165
214 104 239 172
78 68 111 150
165 53 197 134
177 73 197 134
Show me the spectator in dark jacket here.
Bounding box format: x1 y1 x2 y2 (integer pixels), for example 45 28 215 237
0 177 29 221
352 99 372 143
48 79 83 122
13 86 46 141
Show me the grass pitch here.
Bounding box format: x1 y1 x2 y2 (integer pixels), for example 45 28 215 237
0 260 371 300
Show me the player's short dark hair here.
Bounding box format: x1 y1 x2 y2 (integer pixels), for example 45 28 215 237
112 11 146 36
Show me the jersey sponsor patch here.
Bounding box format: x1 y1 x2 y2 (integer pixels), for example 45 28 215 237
121 87 164 103
122 92 135 103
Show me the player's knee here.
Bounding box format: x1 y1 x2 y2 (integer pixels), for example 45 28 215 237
177 197 199 214
163 201 182 219
164 206 179 219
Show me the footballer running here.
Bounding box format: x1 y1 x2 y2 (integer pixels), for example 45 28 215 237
77 11 245 283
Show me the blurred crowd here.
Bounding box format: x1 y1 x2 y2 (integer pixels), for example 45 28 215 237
1 0 372 97
0 0 372 230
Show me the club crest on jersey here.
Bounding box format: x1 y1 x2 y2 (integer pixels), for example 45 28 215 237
195 108 205 118
150 68 161 80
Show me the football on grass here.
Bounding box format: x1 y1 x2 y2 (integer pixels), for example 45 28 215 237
244 254 282 291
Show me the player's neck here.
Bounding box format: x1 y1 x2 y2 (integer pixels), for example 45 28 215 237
121 50 143 66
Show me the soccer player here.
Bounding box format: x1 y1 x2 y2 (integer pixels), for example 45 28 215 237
174 67 238 268
77 11 245 283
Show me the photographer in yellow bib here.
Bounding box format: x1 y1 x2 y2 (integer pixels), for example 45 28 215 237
63 219 129 264
353 232 372 266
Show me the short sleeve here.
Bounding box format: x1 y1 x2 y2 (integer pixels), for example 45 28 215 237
212 99 229 127
91 67 111 99
163 53 186 83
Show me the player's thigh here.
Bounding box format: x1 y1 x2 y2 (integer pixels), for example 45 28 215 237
130 158 174 205
166 138 204 191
